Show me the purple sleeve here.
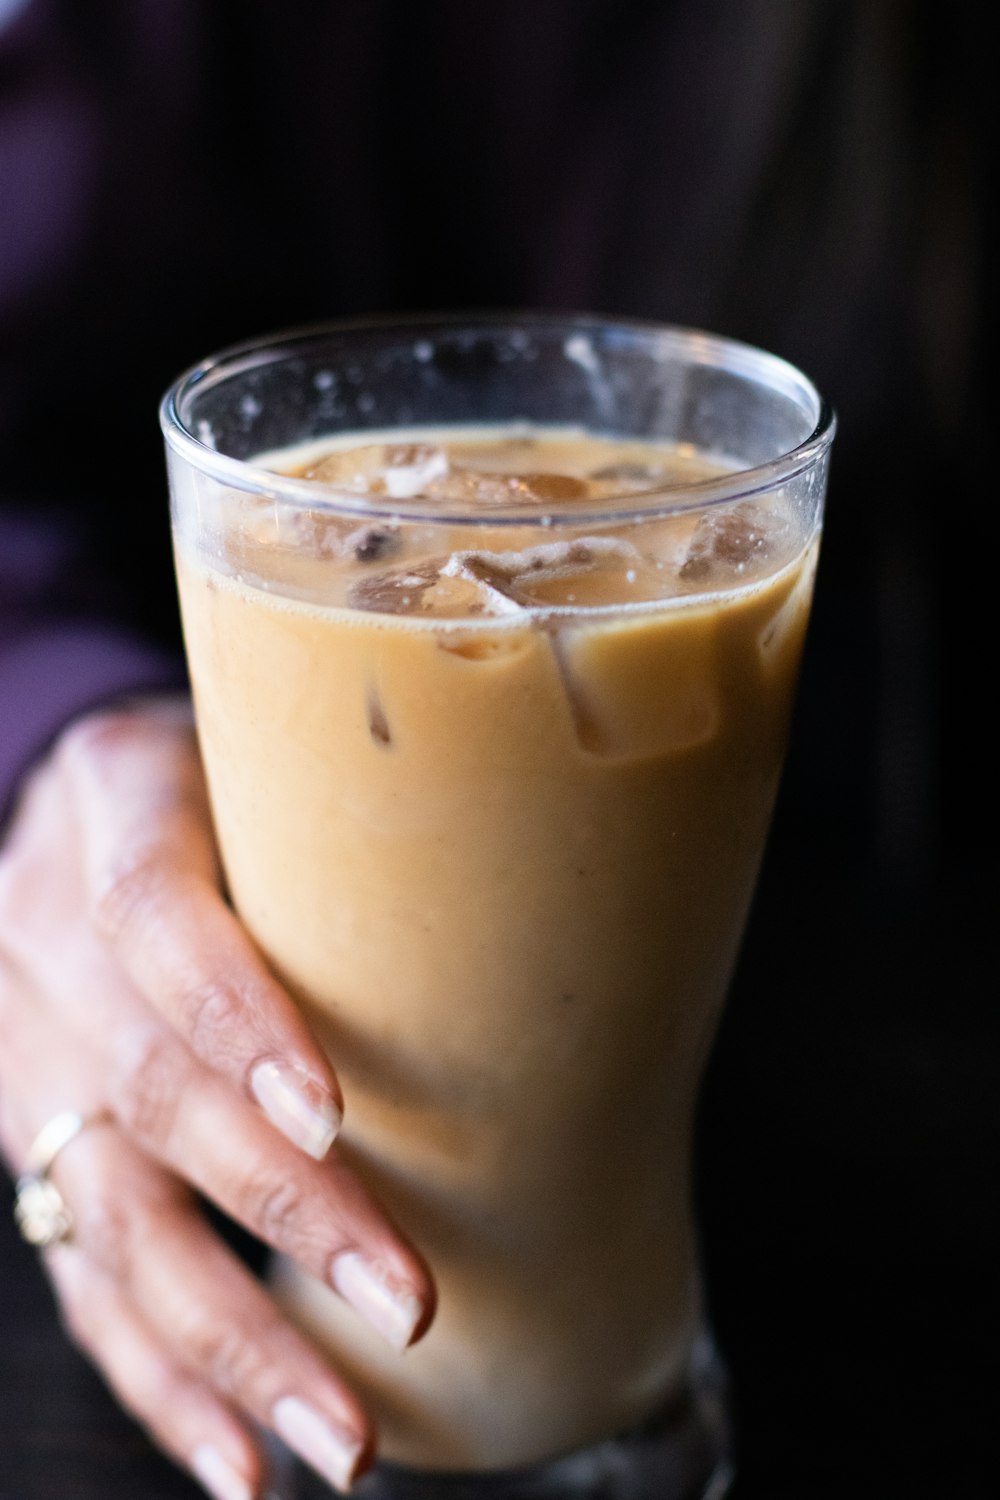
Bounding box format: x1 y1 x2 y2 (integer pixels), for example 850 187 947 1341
0 623 186 825
0 513 187 828
1 6 189 831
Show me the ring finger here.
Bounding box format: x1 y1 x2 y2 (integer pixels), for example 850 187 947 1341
46 1248 262 1500
48 1125 375 1493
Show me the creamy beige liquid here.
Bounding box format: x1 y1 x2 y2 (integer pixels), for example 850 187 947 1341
175 430 817 1469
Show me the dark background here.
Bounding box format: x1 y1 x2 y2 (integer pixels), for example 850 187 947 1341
1 3 994 1496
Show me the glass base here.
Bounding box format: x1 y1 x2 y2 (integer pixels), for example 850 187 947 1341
266 1336 732 1499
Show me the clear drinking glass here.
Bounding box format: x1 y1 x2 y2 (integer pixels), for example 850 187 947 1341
161 316 834 1499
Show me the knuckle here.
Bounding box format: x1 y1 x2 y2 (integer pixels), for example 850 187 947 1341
111 1025 183 1149
91 850 166 946
58 711 132 775
180 978 244 1057
189 1317 269 1400
247 1174 307 1246
51 1257 174 1426
75 1196 134 1283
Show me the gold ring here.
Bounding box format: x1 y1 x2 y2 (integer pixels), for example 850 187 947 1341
13 1109 111 1248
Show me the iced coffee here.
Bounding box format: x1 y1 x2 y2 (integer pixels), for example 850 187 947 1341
163 319 833 1482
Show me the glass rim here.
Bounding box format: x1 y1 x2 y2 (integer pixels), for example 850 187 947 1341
159 311 837 526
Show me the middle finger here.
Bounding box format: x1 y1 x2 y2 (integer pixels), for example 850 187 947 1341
19 927 433 1351
108 1012 432 1352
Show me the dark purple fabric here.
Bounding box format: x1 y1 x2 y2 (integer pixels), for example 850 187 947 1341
0 492 186 821
0 488 185 818
0 622 185 823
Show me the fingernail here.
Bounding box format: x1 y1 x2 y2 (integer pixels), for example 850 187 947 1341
250 1061 341 1160
331 1251 423 1351
272 1396 364 1493
191 1443 253 1500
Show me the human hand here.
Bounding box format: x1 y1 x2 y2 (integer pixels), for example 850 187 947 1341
0 700 435 1498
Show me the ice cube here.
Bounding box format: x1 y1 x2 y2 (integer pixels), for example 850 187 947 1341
756 546 817 674
449 436 538 470
441 537 643 607
302 442 448 498
679 502 783 582
348 561 441 613
426 469 590 507
448 537 637 593
348 556 526 618
348 536 644 616
344 523 400 563
437 631 529 662
552 612 720 759
439 554 530 614
245 503 352 558
242 503 402 564
502 472 589 502
547 632 605 752
588 462 667 491
423 470 517 507
302 444 386 490
382 443 450 497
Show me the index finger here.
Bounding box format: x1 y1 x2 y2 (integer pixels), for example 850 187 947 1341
62 708 344 1161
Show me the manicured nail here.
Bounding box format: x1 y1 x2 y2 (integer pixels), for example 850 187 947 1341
272 1396 364 1493
191 1443 253 1500
250 1061 341 1160
331 1251 423 1351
